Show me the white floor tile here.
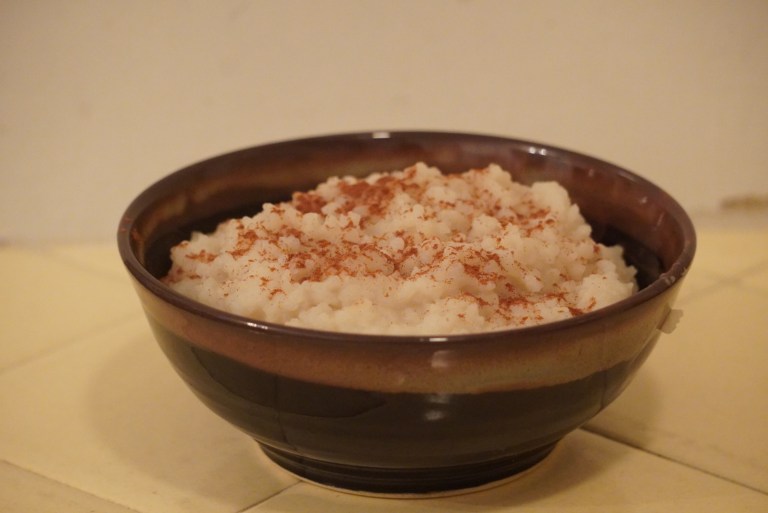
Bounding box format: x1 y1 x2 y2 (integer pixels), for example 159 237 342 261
0 317 296 513
3 232 766 512
244 430 768 513
0 461 138 513
44 243 129 282
587 283 768 492
738 261 768 294
692 230 768 277
674 265 724 305
0 247 140 371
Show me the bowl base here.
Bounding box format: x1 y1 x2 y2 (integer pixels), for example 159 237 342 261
259 441 558 496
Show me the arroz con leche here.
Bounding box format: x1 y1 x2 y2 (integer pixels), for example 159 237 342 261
164 163 637 335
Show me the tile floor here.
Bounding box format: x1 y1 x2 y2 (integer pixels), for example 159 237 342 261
1 222 767 512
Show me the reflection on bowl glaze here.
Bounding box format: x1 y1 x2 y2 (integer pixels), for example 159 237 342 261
118 131 695 495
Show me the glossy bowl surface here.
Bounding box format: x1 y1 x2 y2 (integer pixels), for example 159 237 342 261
118 131 695 495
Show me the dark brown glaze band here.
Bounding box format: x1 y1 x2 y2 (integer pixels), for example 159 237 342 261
150 315 659 494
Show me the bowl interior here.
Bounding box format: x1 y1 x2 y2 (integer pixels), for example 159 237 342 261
121 131 693 297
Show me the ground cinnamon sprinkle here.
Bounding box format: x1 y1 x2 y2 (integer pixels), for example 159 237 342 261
163 163 637 335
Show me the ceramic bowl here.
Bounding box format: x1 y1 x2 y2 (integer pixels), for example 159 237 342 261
117 131 695 495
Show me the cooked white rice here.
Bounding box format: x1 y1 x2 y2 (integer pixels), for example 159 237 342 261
164 163 636 335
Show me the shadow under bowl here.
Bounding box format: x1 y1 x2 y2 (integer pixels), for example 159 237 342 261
117 131 695 495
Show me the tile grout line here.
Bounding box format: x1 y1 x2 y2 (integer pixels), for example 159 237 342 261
235 482 303 512
676 263 768 307
1 458 146 513
579 426 768 497
674 262 743 306
35 244 131 285
0 312 145 376
679 276 768 307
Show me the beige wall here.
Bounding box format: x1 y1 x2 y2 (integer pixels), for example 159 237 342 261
2 0 767 242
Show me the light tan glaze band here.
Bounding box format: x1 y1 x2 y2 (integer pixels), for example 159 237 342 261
135 276 680 394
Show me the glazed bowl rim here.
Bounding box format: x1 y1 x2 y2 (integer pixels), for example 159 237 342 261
117 130 696 345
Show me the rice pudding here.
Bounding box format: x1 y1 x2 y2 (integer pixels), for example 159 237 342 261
164 163 636 334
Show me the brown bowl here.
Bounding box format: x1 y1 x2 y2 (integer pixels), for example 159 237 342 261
117 131 695 495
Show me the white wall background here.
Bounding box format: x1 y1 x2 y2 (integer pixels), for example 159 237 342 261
2 0 767 242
